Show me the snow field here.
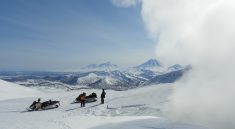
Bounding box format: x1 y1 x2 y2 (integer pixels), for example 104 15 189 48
0 80 210 129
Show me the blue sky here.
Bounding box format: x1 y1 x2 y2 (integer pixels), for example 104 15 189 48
0 0 155 71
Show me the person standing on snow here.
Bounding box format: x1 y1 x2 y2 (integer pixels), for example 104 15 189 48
101 89 106 104
80 92 86 107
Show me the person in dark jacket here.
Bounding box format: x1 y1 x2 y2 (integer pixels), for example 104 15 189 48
35 98 42 110
101 89 106 104
30 98 41 110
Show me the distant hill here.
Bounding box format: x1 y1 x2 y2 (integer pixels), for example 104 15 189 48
81 62 119 71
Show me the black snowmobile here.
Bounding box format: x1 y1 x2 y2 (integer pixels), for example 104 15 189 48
27 100 60 111
71 92 97 104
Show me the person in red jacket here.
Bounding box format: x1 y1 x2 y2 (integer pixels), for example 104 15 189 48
80 92 86 107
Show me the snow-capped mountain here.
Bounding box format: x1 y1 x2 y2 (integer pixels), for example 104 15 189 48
135 59 162 69
167 64 183 71
142 69 185 86
77 73 102 85
82 62 119 71
76 70 147 90
133 59 166 73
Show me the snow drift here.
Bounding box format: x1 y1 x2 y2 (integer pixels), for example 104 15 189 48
0 79 40 101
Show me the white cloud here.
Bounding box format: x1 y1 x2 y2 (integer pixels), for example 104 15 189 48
111 0 141 7
116 0 235 129
140 1 235 129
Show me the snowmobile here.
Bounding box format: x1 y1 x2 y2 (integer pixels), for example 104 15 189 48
27 100 60 111
71 92 97 104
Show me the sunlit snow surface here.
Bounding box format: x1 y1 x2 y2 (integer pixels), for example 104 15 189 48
0 80 41 101
0 80 210 129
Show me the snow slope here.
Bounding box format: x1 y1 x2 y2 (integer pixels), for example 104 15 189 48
0 79 41 101
0 81 211 129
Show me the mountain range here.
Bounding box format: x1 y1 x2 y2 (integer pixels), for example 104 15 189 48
0 59 189 90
